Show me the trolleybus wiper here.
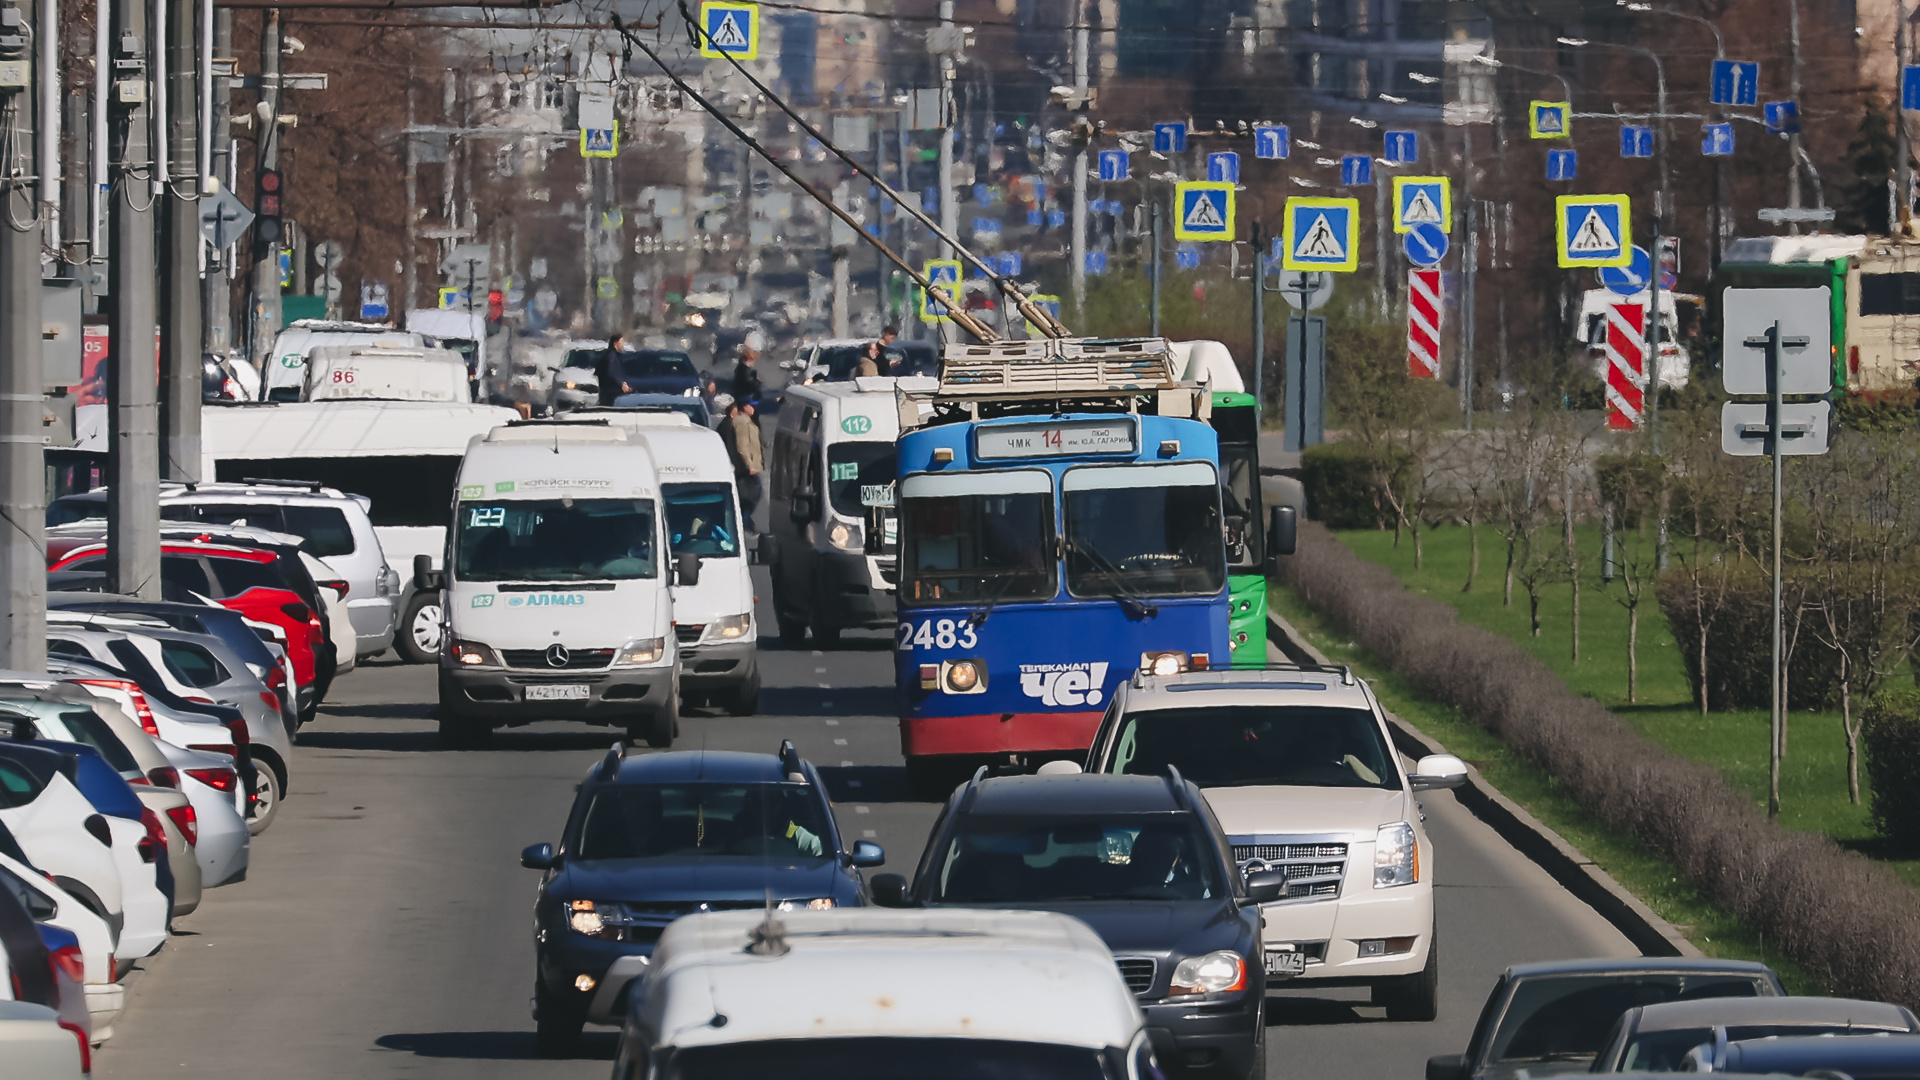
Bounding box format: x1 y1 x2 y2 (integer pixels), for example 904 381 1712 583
1062 539 1161 620
965 567 1031 629
609 15 999 345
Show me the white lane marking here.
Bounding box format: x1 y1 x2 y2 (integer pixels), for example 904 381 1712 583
818 682 832 689
834 738 848 745
811 651 824 657
854 805 870 814
816 667 828 674
824 719 840 726
862 829 877 838
841 760 855 767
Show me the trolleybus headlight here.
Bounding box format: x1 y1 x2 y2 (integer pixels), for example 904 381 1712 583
451 640 499 667
1141 651 1188 677
828 520 864 551
940 659 987 694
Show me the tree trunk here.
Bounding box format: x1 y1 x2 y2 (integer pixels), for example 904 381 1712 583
1564 477 1579 665
1698 618 1711 715
1528 587 1542 637
1412 515 1424 570
1464 505 1480 593
1628 600 1639 704
1842 654 1861 805
1503 538 1516 607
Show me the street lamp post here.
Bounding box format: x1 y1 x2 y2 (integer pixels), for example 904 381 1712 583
1626 4 1728 264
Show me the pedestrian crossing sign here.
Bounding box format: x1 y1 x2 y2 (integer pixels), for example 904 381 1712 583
580 122 618 158
1391 175 1450 234
918 259 962 323
1529 101 1571 139
698 1 760 59
1282 197 1360 273
1173 181 1235 242
1554 194 1632 269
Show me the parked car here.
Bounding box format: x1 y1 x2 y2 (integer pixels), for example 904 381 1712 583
1691 1032 1920 1076
519 741 882 1056
1591 996 1920 1072
1081 662 1467 1020
1 851 121 1038
612 908 1161 1080
0 1000 87 1078
870 771 1284 1079
1425 958 1785 1080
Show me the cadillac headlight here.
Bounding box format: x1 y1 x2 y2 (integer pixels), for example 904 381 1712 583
451 640 498 666
1170 950 1247 995
828 520 864 551
708 613 752 640
1375 822 1418 888
613 637 667 666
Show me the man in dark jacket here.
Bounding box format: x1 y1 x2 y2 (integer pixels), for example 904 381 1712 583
594 333 628 406
731 347 763 404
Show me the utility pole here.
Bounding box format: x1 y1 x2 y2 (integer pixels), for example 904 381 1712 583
1068 0 1087 314
936 0 955 258
248 9 281 369
1 0 45 666
1459 125 1476 429
108 0 161 599
1149 199 1160 336
403 81 417 310
1898 0 1913 235
203 8 231 355
37 0 57 253
160 0 201 481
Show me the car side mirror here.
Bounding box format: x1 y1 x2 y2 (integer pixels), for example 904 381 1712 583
1269 505 1297 560
1242 869 1287 905
1426 1055 1469 1080
412 553 444 592
848 840 885 868
520 842 555 870
789 487 817 524
869 872 910 907
674 552 702 587
1409 753 1469 791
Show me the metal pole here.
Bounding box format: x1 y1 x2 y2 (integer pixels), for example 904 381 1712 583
161 0 202 481
197 0 211 185
1646 51 1667 449
1460 126 1476 429
1252 221 1264 413
1149 199 1161 336
108 0 160 599
1786 0 1803 224
1768 320 1784 819
937 0 955 258
38 0 57 251
831 247 850 337
1069 0 1087 315
403 82 417 312
91 0 106 259
248 9 281 370
1901 0 1913 235
203 8 230 356
1 0 45 667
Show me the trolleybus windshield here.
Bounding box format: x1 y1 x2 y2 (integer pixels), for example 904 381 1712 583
1062 462 1224 599
898 470 1055 606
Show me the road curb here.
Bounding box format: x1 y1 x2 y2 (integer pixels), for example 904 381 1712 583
1266 608 1701 960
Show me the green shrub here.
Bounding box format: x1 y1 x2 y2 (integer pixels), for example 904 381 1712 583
1865 690 1920 849
1300 441 1408 529
1655 566 1848 712
1836 389 1920 433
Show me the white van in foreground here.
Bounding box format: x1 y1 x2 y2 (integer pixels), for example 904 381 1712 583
595 409 760 715
612 908 1158 1080
432 421 689 747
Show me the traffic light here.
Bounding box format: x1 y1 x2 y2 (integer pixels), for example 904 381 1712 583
486 289 504 322
255 168 283 243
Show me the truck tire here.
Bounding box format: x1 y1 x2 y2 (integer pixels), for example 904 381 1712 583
396 591 443 664
1377 936 1439 1022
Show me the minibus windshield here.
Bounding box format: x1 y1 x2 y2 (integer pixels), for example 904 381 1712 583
454 499 657 581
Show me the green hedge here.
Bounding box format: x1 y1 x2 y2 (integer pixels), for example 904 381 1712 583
1866 690 1920 850
1300 441 1408 529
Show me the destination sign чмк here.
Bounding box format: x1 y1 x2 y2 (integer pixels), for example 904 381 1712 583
975 420 1137 460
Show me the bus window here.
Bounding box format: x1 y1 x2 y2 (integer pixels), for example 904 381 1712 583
1860 272 1920 316
899 470 1055 606
1062 462 1224 599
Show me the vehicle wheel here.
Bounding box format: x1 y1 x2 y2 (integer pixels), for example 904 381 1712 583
810 623 841 648
534 983 585 1058
724 669 761 717
1378 937 1439 1022
246 764 282 836
395 592 443 664
632 695 677 749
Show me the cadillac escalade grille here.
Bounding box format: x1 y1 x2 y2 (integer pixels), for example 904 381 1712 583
1233 842 1348 902
1114 958 1155 995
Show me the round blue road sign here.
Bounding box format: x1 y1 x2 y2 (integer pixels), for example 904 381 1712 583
1402 222 1449 267
1598 246 1653 295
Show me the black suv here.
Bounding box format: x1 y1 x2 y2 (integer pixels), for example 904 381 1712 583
872 770 1284 1079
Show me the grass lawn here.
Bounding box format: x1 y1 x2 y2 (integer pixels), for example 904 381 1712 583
1268 583 1824 993
1331 522 1920 886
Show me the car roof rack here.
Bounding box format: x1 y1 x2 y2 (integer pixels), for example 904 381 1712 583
596 742 625 781
778 739 804 781
236 477 327 493
1163 764 1191 811
504 417 610 428
957 764 991 812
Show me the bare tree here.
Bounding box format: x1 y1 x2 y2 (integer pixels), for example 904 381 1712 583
1598 445 1666 703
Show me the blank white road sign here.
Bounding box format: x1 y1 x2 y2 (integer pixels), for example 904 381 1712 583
1722 286 1832 396
1720 400 1832 456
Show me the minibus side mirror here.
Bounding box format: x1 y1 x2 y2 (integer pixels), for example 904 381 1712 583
412 553 444 592
790 486 817 523
1267 505 1297 564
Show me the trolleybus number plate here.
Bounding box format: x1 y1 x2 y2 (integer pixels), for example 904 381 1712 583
976 420 1135 460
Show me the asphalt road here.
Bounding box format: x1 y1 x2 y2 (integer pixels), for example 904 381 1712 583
94 571 1634 1079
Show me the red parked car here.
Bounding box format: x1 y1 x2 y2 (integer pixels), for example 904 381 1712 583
48 542 326 703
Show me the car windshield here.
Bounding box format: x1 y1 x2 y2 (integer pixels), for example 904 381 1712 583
572 782 833 860
454 499 657 582
1487 973 1768 1068
663 483 739 558
1063 464 1224 599
885 343 939 377
827 442 896 518
1621 1024 1893 1072
899 473 1055 607
160 503 356 558
620 351 697 380
1107 705 1399 790
665 1038 1110 1080
46 498 105 526
930 814 1222 904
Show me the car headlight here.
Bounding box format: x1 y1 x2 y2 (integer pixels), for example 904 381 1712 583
775 898 835 911
828 520 863 551
613 637 667 666
563 380 578 390
1170 950 1247 996
1375 822 1418 888
940 658 986 694
708 613 752 640
566 899 640 939
451 640 498 666
682 386 699 397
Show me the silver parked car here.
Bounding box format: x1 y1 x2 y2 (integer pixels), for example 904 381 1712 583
1592 996 1920 1072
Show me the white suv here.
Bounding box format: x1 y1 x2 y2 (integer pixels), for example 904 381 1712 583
1083 663 1467 1021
